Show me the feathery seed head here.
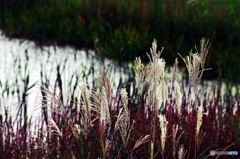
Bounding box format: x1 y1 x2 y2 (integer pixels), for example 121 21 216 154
79 84 93 137
152 39 157 52
155 58 166 81
120 88 128 110
134 57 145 94
115 88 132 147
134 57 144 73
155 82 167 110
40 86 64 115
174 81 182 115
178 38 211 93
100 87 111 125
80 83 91 115
158 114 168 153
200 38 210 68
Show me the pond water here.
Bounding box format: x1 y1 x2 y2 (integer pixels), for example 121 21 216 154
0 31 131 124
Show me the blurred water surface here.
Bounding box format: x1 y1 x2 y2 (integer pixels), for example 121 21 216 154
0 31 130 123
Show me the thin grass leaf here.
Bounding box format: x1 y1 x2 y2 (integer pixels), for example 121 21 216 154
133 135 150 150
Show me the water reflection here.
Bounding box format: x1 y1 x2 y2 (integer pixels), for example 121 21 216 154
0 31 131 123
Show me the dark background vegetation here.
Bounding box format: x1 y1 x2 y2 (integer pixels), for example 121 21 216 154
0 0 240 82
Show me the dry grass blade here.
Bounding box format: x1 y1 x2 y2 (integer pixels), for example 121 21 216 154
80 83 91 118
178 145 187 159
171 58 179 93
133 135 150 150
40 86 64 115
196 100 203 137
68 119 79 139
48 118 62 137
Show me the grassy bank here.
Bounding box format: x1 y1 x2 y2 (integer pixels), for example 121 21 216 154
0 0 240 82
0 39 239 158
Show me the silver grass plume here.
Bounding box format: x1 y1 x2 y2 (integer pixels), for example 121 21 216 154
115 88 132 148
40 86 64 115
158 114 168 153
134 57 145 95
92 69 112 126
146 39 166 111
92 70 112 159
178 38 211 93
174 81 182 115
79 83 93 137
